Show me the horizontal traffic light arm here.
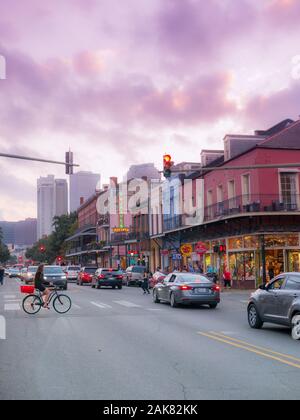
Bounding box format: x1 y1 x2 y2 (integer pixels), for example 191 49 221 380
0 152 79 168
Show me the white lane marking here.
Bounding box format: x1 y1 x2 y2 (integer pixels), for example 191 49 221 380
91 301 113 309
72 304 81 309
240 300 249 304
4 295 16 299
4 299 20 303
4 303 20 311
0 316 6 339
113 300 141 308
146 308 162 311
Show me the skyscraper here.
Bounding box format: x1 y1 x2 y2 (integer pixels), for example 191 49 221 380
37 175 68 240
70 171 101 212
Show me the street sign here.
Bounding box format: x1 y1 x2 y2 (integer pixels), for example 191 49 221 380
172 254 182 260
195 242 208 255
180 243 193 257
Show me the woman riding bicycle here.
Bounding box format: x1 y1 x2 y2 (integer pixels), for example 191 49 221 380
34 264 51 308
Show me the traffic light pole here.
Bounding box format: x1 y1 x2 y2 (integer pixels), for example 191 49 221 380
0 152 79 171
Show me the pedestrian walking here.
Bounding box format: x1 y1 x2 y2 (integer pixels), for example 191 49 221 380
141 271 150 295
0 265 4 286
223 268 231 289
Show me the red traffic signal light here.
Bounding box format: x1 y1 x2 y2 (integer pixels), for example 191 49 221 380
57 256 62 262
163 154 173 178
219 245 226 253
39 245 45 253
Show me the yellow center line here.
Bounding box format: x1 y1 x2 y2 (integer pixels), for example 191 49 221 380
197 332 300 370
210 331 300 363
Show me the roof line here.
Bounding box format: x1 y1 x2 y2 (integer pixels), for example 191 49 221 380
259 119 300 146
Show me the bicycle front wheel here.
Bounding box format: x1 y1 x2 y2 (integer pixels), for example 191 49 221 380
53 294 72 314
22 294 42 315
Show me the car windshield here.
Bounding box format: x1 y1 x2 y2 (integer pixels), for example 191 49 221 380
132 267 145 273
68 266 80 271
28 267 38 273
84 268 97 273
177 275 211 284
44 267 64 275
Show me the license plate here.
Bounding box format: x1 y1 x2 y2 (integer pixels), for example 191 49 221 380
193 288 209 295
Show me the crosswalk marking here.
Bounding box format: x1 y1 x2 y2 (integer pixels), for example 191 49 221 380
4 303 20 311
91 301 113 309
113 300 141 308
4 295 16 299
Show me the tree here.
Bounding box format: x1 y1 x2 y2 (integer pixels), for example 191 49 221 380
26 212 78 264
0 227 10 263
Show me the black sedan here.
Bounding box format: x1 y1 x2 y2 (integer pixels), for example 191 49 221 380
91 268 123 289
152 272 220 308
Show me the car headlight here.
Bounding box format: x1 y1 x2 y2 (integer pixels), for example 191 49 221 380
44 276 48 280
61 276 67 280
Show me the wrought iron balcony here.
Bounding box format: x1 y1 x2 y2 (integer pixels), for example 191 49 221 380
204 194 300 222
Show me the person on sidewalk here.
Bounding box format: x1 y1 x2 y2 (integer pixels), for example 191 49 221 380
141 271 150 295
0 266 4 286
223 268 232 289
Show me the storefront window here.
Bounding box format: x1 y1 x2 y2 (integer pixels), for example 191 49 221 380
287 251 300 272
265 235 286 248
244 235 259 249
265 250 284 280
228 237 243 250
286 235 299 247
229 252 256 281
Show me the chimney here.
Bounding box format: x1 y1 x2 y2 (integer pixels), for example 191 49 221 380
80 197 84 205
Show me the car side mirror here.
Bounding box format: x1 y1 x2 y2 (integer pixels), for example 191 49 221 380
259 284 266 290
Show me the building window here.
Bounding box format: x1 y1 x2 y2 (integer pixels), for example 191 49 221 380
242 174 250 205
207 190 213 219
228 180 236 209
280 172 298 210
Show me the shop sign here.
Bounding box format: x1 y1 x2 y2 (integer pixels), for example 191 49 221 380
161 250 169 256
112 227 129 233
180 243 193 257
195 242 207 255
172 254 182 261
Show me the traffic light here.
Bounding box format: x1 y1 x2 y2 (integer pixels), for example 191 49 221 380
57 256 62 263
39 245 46 253
163 154 173 178
65 151 74 175
213 245 226 254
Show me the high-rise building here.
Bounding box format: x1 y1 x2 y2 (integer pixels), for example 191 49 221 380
37 175 68 240
0 219 37 246
70 171 101 212
124 163 160 181
55 179 68 216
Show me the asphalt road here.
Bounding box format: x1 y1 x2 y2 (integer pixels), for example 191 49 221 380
0 276 300 400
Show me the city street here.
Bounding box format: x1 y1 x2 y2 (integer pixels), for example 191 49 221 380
1 277 300 400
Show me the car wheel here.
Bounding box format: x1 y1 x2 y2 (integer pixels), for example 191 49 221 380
112 286 116 289
91 284 95 288
209 303 218 309
153 290 160 303
248 304 263 329
291 314 300 340
170 293 178 308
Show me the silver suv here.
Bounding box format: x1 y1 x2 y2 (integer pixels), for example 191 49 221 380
125 266 146 286
248 272 300 340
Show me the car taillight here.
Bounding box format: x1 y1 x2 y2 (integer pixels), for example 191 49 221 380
212 285 220 292
98 274 105 279
179 285 193 291
116 275 123 279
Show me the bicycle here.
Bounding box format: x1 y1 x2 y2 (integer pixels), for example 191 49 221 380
22 286 72 315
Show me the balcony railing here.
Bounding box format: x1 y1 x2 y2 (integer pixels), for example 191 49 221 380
204 194 300 222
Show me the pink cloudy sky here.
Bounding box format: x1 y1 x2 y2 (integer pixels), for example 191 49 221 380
0 0 300 221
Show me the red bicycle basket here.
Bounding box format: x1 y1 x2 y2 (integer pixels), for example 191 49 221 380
20 285 35 294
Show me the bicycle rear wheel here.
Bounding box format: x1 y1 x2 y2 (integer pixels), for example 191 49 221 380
22 294 42 314
53 294 72 314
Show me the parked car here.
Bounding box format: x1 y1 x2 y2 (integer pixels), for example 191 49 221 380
149 271 166 289
43 265 68 290
125 266 147 286
247 273 300 340
65 265 81 282
23 266 38 284
77 266 97 285
91 268 123 289
8 267 21 278
153 272 221 308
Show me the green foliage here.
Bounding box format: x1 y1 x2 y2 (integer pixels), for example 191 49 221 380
0 227 10 263
26 212 78 264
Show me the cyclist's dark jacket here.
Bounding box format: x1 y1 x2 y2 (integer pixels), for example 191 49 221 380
34 271 46 292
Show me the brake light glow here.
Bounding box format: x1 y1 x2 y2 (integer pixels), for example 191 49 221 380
116 275 123 279
212 285 220 292
98 274 105 279
179 285 193 291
